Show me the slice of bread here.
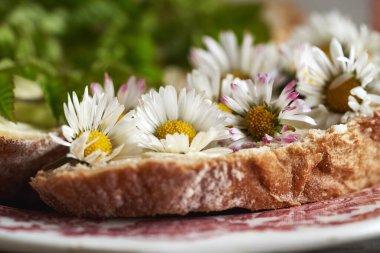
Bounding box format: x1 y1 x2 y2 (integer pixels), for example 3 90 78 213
0 124 68 208
30 113 380 218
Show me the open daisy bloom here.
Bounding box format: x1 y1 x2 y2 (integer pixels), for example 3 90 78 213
291 11 357 57
269 42 311 93
186 69 236 114
291 11 380 63
354 25 380 65
134 86 232 156
297 39 380 128
91 73 146 112
221 74 316 151
51 87 140 165
188 31 281 105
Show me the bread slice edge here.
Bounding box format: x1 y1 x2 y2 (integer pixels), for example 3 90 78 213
30 113 380 217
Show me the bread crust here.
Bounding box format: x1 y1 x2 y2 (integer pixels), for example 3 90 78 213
31 113 380 217
0 133 68 207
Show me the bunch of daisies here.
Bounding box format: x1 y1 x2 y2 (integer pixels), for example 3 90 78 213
51 11 380 166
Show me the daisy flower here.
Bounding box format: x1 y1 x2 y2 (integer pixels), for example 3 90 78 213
188 31 281 104
51 87 140 165
277 42 311 76
91 73 146 112
134 85 231 156
221 74 316 150
268 42 311 94
297 38 380 128
291 11 357 56
186 69 239 113
354 25 380 65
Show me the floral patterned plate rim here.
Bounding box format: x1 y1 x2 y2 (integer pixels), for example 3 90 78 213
1 185 380 253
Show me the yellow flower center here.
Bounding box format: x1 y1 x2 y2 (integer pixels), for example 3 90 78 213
222 70 250 81
230 70 251 80
218 102 232 113
325 77 360 113
80 130 113 157
245 106 277 141
155 120 197 142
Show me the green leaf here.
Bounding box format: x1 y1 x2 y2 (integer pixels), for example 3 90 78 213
0 76 14 121
40 78 63 122
0 59 15 72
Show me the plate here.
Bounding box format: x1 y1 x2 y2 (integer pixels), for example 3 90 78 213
1 185 380 253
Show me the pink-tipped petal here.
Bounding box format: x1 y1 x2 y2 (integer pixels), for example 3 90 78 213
231 146 240 152
104 73 115 96
281 125 289 132
242 142 255 149
262 134 273 144
90 83 103 95
287 91 299 101
137 78 146 91
281 134 299 143
230 82 238 90
220 95 230 105
104 73 112 86
229 128 236 135
119 83 128 93
283 105 297 112
284 80 297 92
189 48 200 65
256 73 269 83
229 128 245 141
127 76 137 86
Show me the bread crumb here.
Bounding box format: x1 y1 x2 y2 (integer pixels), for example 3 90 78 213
185 188 194 198
232 169 244 181
332 124 348 134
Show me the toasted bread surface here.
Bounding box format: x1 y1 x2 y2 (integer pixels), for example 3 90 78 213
0 130 67 207
31 113 380 217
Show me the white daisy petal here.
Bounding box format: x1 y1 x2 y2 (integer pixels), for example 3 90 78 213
104 73 115 98
188 31 282 104
220 95 245 115
203 36 229 71
51 85 139 166
49 133 71 147
224 77 314 150
291 11 358 52
91 73 146 113
134 86 230 156
297 38 380 129
240 33 254 73
220 31 239 70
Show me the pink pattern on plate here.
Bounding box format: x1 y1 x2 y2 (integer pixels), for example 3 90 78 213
1 185 380 240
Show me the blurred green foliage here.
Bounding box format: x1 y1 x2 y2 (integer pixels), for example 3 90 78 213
0 0 269 127
0 79 14 121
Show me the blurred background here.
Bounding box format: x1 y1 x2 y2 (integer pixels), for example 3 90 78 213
0 0 377 128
